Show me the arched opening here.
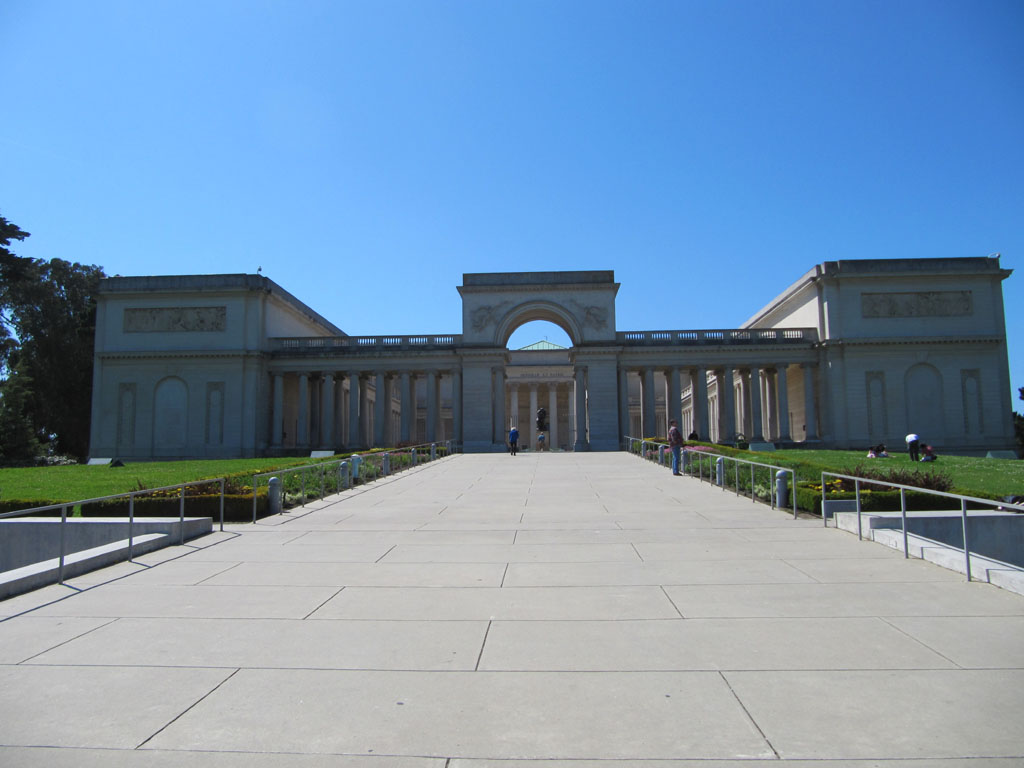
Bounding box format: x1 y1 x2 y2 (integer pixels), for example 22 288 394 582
494 301 581 349
506 320 573 350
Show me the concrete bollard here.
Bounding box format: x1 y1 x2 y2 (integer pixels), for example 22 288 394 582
351 455 361 482
659 446 667 466
268 477 282 516
382 453 390 476
775 470 789 508
412 448 417 466
716 457 725 486
340 461 350 489
431 443 437 461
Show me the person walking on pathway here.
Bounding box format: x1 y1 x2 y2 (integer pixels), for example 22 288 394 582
905 432 920 462
508 425 519 456
668 419 685 475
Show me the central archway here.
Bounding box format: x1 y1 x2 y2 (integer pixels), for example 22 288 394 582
495 300 582 349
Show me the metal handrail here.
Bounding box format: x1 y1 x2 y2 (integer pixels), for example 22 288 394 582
250 441 457 522
0 478 226 584
820 471 1024 582
624 436 798 518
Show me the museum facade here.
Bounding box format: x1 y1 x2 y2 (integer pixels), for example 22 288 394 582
87 258 1016 459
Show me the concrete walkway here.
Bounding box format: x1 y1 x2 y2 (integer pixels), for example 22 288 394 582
2 452 1023 767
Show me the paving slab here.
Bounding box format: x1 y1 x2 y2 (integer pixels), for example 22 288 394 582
28 584 342 618
0 748 443 767
310 585 680 620
664 581 1024 618
724 669 1024 759
0 616 116 663
477 617 957 670
503 558 816 586
0 664 232 749
2 452 1022 765
27 616 488 670
143 668 775 759
202 561 506 587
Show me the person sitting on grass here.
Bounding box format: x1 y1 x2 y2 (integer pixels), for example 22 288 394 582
920 444 937 462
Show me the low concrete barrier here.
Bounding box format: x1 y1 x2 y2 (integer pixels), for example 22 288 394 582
0 517 212 599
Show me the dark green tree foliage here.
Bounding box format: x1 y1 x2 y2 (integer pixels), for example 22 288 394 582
0 372 43 464
0 213 105 461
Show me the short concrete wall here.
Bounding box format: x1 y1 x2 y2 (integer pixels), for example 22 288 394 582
836 510 1024 569
0 517 211 572
0 517 213 600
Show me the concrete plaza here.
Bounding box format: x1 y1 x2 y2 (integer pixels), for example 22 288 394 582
2 452 1023 767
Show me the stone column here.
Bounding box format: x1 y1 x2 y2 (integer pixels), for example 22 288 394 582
669 367 682 433
492 367 506 446
373 371 387 447
692 367 710 441
641 368 656 438
617 368 630 443
749 367 764 441
739 370 752 438
510 383 519 428
272 373 284 447
776 364 791 442
334 373 345 447
529 383 539 447
383 374 396 445
359 374 371 447
297 373 309 448
803 364 818 441
765 370 778 440
348 372 361 448
399 371 412 444
426 370 439 443
719 366 736 443
452 369 462 444
574 365 588 451
321 374 335 449
548 384 558 450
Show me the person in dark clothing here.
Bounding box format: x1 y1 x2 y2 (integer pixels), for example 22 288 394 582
668 419 685 475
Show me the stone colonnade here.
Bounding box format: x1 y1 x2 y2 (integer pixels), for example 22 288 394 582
266 358 820 453
505 380 576 451
268 368 462 451
619 362 819 444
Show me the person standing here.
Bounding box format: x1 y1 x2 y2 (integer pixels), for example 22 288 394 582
668 419 685 475
509 425 519 456
905 433 920 462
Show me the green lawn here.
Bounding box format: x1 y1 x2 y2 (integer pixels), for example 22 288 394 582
0 457 337 504
764 448 1023 499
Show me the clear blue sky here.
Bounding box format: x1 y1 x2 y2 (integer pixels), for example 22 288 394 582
3 1 1022 405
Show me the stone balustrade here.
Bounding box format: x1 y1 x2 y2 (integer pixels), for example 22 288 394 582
272 335 463 353
616 328 817 345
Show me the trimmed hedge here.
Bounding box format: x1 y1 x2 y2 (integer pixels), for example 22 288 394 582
795 485 996 515
83 493 269 522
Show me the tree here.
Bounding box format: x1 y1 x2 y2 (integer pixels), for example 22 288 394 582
0 371 43 465
0 212 105 461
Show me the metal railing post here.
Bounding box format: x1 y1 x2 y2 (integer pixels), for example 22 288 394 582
219 479 225 532
900 487 908 558
179 485 186 545
961 498 972 582
128 494 135 561
821 471 827 526
58 504 68 584
855 480 862 540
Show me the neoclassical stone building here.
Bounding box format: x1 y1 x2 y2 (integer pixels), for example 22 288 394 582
88 258 1016 459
